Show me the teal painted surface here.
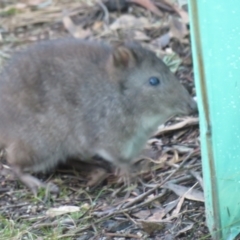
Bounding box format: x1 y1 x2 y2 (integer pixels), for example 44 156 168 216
188 1 240 239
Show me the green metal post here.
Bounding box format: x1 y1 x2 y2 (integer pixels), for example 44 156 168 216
188 1 240 239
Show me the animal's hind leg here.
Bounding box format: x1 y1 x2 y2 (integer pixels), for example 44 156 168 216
12 166 46 195
11 166 59 195
6 141 59 195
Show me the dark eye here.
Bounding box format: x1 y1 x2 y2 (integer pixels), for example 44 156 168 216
149 77 160 86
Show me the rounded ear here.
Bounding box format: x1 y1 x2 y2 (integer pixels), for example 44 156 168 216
111 46 137 68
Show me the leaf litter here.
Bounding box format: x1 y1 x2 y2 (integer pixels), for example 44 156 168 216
0 0 210 239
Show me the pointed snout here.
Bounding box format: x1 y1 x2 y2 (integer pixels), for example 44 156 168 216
177 94 198 116
188 97 198 114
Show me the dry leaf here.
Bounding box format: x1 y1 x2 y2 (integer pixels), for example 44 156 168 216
25 0 52 8
13 3 28 10
133 30 151 41
169 16 188 39
153 0 174 12
2 4 81 30
171 145 195 153
172 2 189 24
92 21 104 32
175 223 194 236
46 206 81 217
155 117 199 136
168 149 180 165
172 194 185 215
177 0 188 8
163 182 204 202
190 170 204 189
157 0 189 23
130 0 163 17
152 32 171 48
147 209 166 221
164 200 179 215
132 210 152 219
110 14 150 30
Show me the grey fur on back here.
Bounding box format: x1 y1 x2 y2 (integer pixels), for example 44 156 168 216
0 38 197 176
